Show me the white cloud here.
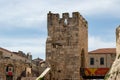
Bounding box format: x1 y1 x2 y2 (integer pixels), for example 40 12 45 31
0 38 45 46
1 35 116 59
89 35 116 51
0 37 46 59
6 46 45 59
77 0 120 16
0 0 120 28
0 0 46 27
0 0 119 59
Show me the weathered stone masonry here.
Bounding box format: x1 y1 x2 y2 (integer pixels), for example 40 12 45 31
46 12 88 80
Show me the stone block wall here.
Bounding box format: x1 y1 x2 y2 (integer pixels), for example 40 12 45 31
0 59 30 80
46 12 88 80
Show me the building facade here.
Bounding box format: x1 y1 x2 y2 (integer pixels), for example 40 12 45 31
46 12 88 80
79 48 116 79
0 47 40 80
88 48 116 68
0 59 30 80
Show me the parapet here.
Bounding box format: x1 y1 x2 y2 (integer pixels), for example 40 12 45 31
48 11 87 20
48 11 60 19
72 12 80 18
62 13 69 18
47 11 88 27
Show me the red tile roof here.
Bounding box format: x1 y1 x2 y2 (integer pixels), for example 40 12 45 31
89 48 116 54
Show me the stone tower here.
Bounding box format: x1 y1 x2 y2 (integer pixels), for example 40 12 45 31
116 25 120 59
46 12 88 80
104 26 120 80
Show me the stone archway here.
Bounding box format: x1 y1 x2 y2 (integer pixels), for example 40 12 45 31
6 64 14 80
81 49 85 68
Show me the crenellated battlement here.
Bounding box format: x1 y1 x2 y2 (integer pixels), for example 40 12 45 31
62 13 69 18
48 11 87 23
47 11 88 36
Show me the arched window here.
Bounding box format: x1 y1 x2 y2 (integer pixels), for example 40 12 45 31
6 64 14 72
81 49 85 68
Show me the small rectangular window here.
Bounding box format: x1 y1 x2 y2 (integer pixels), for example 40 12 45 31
53 44 56 48
100 57 104 65
90 58 94 65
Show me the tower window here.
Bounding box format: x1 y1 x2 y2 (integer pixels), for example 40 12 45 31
53 44 56 48
64 19 68 25
90 58 94 65
100 57 104 65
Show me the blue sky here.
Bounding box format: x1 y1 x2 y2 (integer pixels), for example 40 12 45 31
0 0 120 59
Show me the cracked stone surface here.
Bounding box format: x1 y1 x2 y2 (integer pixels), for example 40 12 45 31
105 25 120 80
